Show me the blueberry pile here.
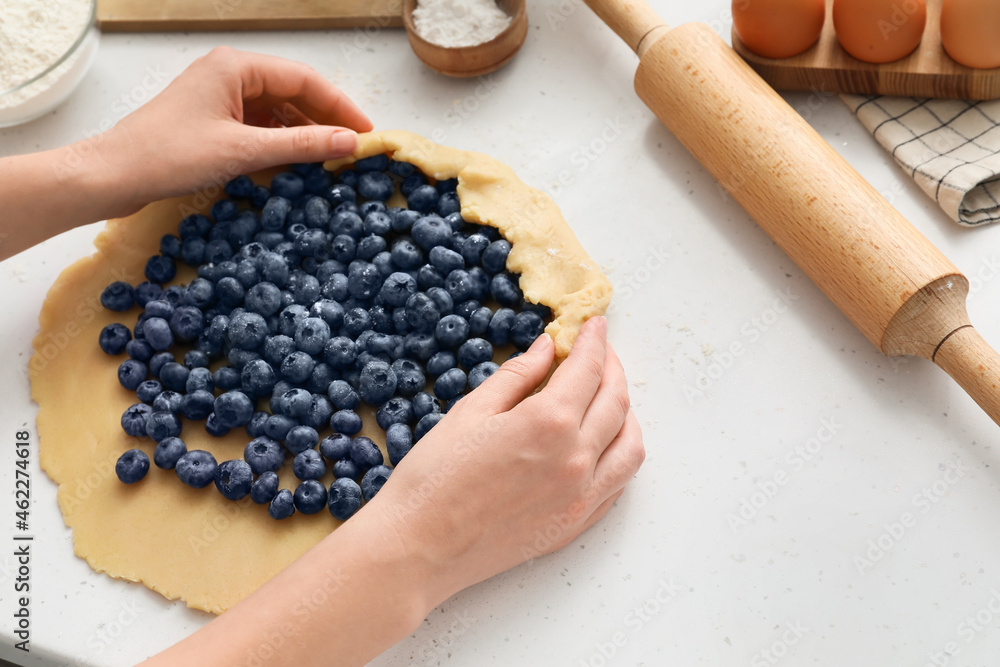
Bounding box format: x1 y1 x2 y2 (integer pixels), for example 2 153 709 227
99 155 549 521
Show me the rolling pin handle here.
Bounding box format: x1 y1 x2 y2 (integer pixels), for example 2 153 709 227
933 326 1000 427
582 0 669 55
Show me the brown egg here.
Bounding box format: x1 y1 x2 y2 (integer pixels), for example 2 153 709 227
941 0 1000 69
732 0 826 59
833 0 927 64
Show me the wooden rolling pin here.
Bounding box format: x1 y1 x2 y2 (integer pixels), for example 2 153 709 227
584 0 1000 426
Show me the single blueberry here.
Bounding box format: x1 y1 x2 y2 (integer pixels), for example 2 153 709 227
136 379 163 404
154 437 187 469
302 394 334 430
332 458 361 479
168 306 205 343
180 390 216 420
251 471 280 505
327 478 363 520
330 210 364 238
324 183 357 207
285 425 320 455
347 262 382 300
134 281 164 307
146 410 182 441
404 292 441 333
487 308 516 346
228 348 262 370
511 311 546 350
468 361 500 390
390 238 424 271
227 311 269 350
407 184 438 213
293 480 327 515
310 299 346 330
324 337 358 370
327 380 361 410
262 196 292 231
385 423 413 466
293 449 326 481
99 323 132 355
429 246 464 274
101 281 135 312
427 351 458 377
434 368 467 400
268 488 296 519
376 397 412 430
361 465 392 501
330 409 363 435
116 449 150 484
349 436 384 470
225 174 254 198
245 282 283 316
435 314 470 348
490 272 523 307
468 306 493 337
458 338 493 370
359 360 397 405
272 172 305 200
159 362 190 393
125 339 153 363
118 359 147 391
444 269 476 303
213 366 242 391
181 237 207 265
142 317 174 351
211 198 239 222
411 215 451 250
184 350 211 369
278 304 309 338
246 410 270 438
411 392 441 420
357 171 394 201
264 414 297 441
215 460 254 501
437 191 461 217
214 390 255 429
403 332 439 362
175 449 218 489
320 433 352 462
185 367 214 393
145 255 177 284
121 403 153 437
415 412 444 440
295 317 331 356
205 412 231 437
389 359 424 398
153 390 183 414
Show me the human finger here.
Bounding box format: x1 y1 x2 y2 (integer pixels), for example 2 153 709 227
465 333 554 415
592 409 645 492
233 50 374 132
580 343 630 449
538 316 608 419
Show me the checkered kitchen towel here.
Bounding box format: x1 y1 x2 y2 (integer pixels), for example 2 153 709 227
842 95 1000 227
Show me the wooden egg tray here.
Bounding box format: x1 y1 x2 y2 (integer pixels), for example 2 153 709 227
732 0 1000 99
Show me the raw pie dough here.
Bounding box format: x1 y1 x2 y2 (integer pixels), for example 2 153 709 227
31 130 612 614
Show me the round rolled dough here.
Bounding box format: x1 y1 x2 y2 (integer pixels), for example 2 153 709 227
31 130 612 613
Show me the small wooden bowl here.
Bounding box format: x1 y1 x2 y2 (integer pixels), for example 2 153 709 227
402 0 528 78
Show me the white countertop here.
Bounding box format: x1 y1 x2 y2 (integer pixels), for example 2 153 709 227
4 1 1000 664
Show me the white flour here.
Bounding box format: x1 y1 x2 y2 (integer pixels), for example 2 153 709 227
412 0 512 48
0 0 91 107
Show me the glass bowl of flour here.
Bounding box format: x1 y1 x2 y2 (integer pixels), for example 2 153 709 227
0 0 100 128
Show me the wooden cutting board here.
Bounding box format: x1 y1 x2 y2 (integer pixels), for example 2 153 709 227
97 0 404 31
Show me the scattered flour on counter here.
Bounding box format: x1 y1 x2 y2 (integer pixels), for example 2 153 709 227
412 0 512 48
0 0 91 107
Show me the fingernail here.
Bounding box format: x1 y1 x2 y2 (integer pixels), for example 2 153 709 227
586 316 607 338
330 130 357 156
528 333 551 353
